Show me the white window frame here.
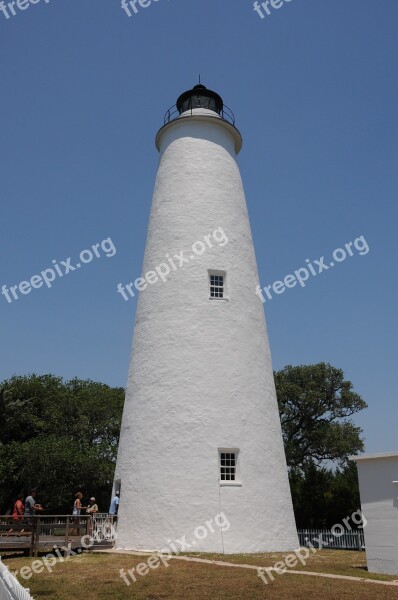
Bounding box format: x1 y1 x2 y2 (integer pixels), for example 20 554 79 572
218 448 242 487
209 270 228 301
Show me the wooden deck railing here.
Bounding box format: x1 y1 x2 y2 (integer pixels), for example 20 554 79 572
0 515 117 557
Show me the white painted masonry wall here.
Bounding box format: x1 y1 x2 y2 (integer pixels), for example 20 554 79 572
114 107 298 553
351 453 398 575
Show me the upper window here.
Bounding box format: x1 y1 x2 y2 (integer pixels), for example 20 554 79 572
220 452 236 481
210 274 224 298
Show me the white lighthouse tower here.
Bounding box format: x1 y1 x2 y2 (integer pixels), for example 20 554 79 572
114 84 298 553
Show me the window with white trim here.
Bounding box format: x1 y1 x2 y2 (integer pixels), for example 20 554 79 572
209 273 224 298
220 451 236 481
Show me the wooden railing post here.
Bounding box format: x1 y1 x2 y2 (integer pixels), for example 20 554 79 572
29 518 35 557
34 516 41 557
64 516 70 557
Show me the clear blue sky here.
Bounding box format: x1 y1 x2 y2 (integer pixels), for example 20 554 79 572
1 0 397 455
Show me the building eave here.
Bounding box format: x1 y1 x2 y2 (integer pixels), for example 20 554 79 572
349 452 398 462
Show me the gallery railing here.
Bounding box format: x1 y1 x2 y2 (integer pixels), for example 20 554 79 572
163 103 236 126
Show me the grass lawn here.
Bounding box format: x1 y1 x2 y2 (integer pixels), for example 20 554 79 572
1 550 398 599
185 549 398 581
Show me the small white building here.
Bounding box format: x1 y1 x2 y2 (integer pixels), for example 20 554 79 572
350 452 398 575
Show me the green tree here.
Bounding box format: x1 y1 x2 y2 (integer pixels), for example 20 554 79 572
288 461 361 528
326 462 361 525
289 461 333 528
0 374 124 514
275 363 366 527
275 363 367 469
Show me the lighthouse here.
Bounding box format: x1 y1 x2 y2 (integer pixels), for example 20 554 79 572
114 84 298 553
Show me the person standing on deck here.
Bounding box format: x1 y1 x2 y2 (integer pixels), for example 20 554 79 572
70 491 85 536
13 493 24 521
24 489 44 517
86 498 98 514
109 491 119 516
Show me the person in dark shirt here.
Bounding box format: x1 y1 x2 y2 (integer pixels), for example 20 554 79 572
24 489 44 516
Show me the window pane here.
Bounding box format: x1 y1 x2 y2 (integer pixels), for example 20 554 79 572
209 273 225 298
220 451 237 481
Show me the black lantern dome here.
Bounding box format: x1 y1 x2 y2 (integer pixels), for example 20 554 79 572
176 84 223 116
163 83 236 126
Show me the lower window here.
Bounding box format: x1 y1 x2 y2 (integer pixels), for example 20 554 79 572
219 448 241 485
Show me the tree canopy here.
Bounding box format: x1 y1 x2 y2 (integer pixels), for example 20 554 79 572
275 363 367 469
289 460 361 528
0 374 124 514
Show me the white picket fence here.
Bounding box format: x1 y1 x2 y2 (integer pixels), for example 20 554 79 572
91 513 117 544
0 559 34 600
298 528 365 550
